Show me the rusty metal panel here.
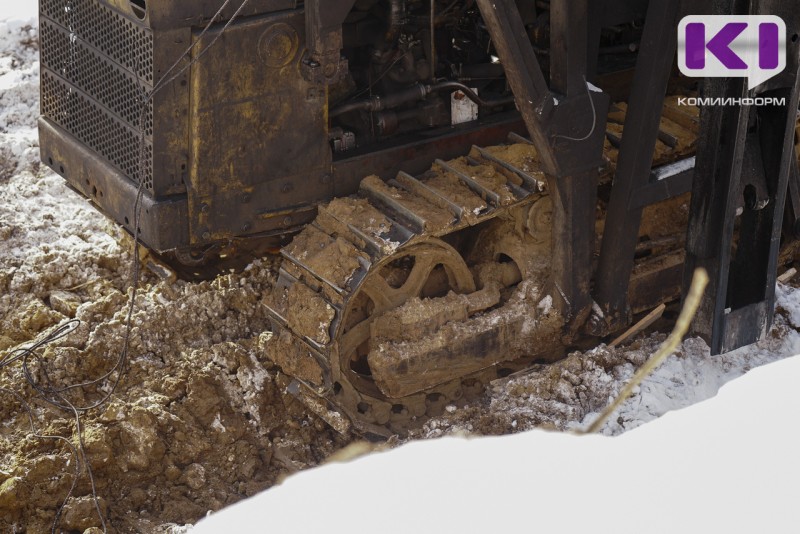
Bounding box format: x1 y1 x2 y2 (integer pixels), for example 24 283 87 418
187 10 333 243
39 119 189 251
97 0 297 30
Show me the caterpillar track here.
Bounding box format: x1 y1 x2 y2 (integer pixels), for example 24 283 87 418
264 97 699 436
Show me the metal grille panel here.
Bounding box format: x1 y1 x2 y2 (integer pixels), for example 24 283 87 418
40 21 153 132
41 71 154 190
39 0 153 82
40 0 154 191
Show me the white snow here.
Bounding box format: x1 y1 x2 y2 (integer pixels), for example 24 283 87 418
536 294 552 314
193 351 800 533
653 155 697 180
587 284 800 435
0 2 38 25
1 5 128 298
587 80 603 93
211 413 226 433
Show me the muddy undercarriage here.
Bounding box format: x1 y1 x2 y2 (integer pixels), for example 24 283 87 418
266 97 699 434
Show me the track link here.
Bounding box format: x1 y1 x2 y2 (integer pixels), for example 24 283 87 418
264 136 560 435
264 99 699 436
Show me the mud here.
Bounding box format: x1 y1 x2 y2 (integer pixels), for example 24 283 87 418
321 197 401 254
421 168 488 221
409 335 667 438
0 22 354 526
605 101 697 166
369 280 564 399
283 227 364 289
449 158 518 205
0 247 351 532
362 175 455 232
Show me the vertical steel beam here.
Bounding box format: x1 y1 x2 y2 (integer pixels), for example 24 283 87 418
548 0 602 329
684 78 800 354
683 0 800 353
683 77 751 351
476 0 608 330
550 0 588 96
585 0 603 82
592 0 682 334
475 0 558 174
477 0 609 327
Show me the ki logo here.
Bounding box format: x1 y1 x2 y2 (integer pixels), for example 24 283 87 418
678 15 786 90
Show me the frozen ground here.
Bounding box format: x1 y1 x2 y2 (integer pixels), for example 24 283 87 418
2 6 800 533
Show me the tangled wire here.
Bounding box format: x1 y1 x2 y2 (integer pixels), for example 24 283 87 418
0 0 251 531
0 320 89 532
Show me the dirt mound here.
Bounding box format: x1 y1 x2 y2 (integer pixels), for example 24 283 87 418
406 336 664 439
0 256 351 532
0 21 351 532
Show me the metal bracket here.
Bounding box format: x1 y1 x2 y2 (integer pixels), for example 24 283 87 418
303 0 356 85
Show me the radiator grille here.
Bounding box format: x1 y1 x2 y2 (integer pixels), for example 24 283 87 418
40 0 155 191
41 72 154 188
40 0 153 82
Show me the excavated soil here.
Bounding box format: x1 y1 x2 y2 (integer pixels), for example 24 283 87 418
0 244 351 533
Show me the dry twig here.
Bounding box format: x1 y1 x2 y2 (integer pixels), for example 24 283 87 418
584 268 709 434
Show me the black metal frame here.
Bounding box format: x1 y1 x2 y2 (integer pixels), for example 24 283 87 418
592 0 684 334
475 0 610 333
474 0 800 354
683 0 800 354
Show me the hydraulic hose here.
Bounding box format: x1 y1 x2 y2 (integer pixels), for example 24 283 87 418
330 81 514 118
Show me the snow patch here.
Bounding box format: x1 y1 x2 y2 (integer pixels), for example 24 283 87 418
586 81 603 93
211 413 226 433
537 295 552 315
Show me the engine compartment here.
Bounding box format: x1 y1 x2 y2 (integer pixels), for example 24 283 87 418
328 0 645 154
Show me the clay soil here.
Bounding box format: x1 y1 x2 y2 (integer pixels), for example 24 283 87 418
0 21 350 533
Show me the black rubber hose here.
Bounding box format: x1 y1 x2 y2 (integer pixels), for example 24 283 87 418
426 81 513 107
330 83 428 118
330 81 514 118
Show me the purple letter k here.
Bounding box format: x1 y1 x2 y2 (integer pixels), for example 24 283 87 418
686 22 748 70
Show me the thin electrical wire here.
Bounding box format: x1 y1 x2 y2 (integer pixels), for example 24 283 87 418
552 76 598 143
0 387 81 534
0 1 253 532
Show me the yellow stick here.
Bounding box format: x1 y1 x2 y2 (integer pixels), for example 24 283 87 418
583 268 709 434
609 303 666 348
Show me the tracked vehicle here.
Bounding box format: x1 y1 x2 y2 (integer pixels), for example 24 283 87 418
38 0 800 433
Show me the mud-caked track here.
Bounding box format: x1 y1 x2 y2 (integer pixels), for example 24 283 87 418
266 141 563 434
265 99 699 435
